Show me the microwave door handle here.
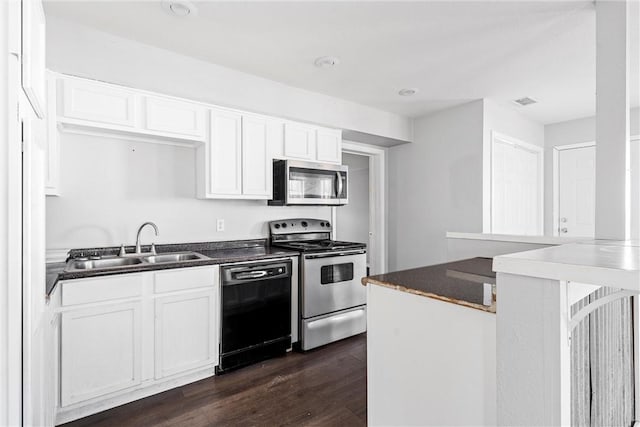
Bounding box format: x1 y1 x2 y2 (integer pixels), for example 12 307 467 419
335 172 343 198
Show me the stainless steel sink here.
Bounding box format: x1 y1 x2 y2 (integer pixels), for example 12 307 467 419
68 257 144 270
143 252 205 264
64 251 208 272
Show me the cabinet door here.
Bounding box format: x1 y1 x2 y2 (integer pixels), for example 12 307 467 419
209 109 242 195
154 291 217 379
284 122 316 161
22 0 46 118
60 78 137 127
242 115 273 198
60 302 142 406
316 128 342 164
143 96 205 140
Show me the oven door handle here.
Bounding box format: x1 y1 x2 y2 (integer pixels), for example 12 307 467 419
304 250 365 260
335 172 343 198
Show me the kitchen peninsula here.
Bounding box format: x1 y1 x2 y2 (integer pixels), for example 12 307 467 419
362 258 497 426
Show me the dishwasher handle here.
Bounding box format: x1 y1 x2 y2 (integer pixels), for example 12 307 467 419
222 261 291 285
235 271 268 280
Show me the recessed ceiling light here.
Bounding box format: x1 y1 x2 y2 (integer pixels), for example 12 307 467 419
161 0 197 17
314 56 340 68
398 88 418 96
513 97 537 106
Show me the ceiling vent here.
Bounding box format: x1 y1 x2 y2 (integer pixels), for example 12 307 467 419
314 56 341 68
513 97 537 107
398 88 419 97
162 0 197 17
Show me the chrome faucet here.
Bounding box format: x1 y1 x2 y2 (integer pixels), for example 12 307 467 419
135 221 159 255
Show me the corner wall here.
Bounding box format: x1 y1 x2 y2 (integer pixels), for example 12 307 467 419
388 100 484 270
388 99 544 271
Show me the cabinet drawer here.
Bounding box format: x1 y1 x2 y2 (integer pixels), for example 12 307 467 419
143 96 206 139
61 275 143 307
60 78 137 127
153 267 216 294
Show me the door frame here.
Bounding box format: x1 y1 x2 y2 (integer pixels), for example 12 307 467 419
552 141 596 237
335 140 387 275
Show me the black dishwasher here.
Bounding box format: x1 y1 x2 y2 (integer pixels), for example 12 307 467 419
217 260 292 373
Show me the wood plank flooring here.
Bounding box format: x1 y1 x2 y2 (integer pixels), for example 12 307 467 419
63 334 367 427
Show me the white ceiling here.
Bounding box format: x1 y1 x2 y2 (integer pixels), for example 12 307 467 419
43 1 639 125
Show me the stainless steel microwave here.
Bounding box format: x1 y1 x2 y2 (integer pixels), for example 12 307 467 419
268 160 348 206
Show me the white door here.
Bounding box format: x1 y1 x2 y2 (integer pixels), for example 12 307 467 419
558 145 596 237
154 291 217 379
60 302 142 406
491 134 543 235
209 108 242 195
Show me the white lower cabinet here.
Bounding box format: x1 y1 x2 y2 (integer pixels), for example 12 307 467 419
154 290 217 379
56 266 219 423
60 302 142 407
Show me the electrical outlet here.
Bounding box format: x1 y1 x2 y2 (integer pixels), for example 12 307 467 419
216 219 225 232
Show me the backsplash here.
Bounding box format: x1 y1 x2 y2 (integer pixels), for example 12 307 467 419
46 133 331 251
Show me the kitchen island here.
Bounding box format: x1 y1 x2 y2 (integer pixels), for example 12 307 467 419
362 257 496 426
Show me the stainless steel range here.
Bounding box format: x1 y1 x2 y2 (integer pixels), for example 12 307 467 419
269 218 367 350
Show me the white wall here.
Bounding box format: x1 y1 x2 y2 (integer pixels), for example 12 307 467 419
543 107 640 235
388 100 484 270
46 133 331 251
336 153 370 261
45 16 413 144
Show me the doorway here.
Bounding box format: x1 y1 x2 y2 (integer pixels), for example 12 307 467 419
333 141 386 275
336 153 370 271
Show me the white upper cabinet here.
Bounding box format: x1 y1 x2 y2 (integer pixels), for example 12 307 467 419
60 78 138 128
284 122 342 165
207 108 243 196
58 76 206 142
316 128 342 164
242 115 274 198
198 112 277 200
142 96 206 140
284 122 317 161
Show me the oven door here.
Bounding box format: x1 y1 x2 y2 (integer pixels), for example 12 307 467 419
302 250 366 319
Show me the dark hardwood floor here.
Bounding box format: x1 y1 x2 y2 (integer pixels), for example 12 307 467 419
63 334 367 427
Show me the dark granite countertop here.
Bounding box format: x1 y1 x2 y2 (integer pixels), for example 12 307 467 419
361 257 496 313
46 239 299 297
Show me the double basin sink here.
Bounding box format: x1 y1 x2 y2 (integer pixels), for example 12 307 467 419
65 251 209 272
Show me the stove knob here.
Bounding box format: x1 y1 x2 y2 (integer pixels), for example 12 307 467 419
320 222 325 227
301 221 308 227
274 223 280 229
281 223 287 228
325 222 331 227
